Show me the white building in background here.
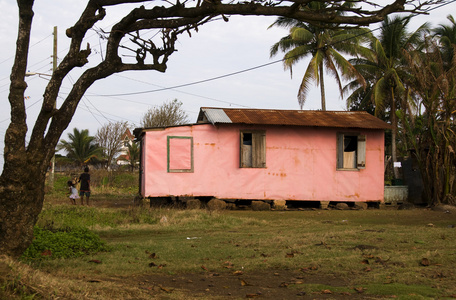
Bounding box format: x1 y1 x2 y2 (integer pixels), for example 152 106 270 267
116 129 134 165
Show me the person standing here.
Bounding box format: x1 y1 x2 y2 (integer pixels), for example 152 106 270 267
67 181 79 205
78 167 91 205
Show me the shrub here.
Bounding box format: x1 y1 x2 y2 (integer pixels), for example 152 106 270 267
112 172 137 189
21 226 109 261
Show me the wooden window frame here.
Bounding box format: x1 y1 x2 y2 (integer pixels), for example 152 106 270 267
336 132 366 170
167 136 194 173
240 130 266 168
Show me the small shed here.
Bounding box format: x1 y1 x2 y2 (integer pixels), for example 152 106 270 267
134 107 391 205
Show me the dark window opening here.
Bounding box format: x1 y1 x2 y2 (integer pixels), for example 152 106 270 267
240 131 266 168
337 133 366 170
242 133 252 146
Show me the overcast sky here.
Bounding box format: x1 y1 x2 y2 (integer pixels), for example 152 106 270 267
0 1 455 169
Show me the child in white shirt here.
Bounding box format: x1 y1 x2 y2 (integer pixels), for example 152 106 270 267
68 180 79 205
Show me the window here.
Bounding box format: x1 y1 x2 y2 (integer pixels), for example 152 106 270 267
336 133 366 170
240 131 266 168
167 136 194 173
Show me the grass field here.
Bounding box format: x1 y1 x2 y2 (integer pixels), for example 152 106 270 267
2 198 456 299
1 173 456 299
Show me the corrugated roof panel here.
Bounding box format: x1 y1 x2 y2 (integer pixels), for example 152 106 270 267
201 108 232 125
199 108 391 130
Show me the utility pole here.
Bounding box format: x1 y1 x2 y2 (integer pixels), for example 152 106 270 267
49 26 57 187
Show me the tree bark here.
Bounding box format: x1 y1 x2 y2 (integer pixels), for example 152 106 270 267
319 61 326 111
0 0 43 259
390 88 400 180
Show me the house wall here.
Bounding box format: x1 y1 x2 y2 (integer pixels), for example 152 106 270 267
141 123 385 202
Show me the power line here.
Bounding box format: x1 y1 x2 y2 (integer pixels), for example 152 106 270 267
3 0 456 113
97 59 284 97
80 99 104 126
111 73 251 108
94 0 456 98
0 33 53 67
67 74 114 125
78 105 138 124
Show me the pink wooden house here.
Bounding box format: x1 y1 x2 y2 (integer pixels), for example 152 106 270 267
134 108 391 207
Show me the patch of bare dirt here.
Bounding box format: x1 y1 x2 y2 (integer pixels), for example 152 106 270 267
96 269 375 299
88 196 136 208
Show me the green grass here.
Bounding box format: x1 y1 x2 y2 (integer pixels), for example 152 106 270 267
7 202 455 299
21 171 454 299
25 205 456 299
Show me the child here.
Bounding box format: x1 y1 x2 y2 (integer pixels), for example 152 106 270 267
78 167 91 206
68 180 79 205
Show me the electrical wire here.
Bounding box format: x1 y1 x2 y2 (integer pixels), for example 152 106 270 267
110 73 251 107
80 99 104 126
94 0 456 97
0 33 53 67
3 1 456 113
77 105 138 124
67 74 116 125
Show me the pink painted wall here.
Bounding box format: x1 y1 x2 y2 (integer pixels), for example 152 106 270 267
141 123 385 202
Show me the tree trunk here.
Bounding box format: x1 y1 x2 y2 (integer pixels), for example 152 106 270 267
0 168 46 258
391 88 399 179
0 0 42 258
0 0 58 258
319 62 326 111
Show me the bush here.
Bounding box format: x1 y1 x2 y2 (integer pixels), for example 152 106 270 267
21 226 109 261
112 173 137 189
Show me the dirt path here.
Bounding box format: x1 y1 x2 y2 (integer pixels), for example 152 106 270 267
100 269 372 299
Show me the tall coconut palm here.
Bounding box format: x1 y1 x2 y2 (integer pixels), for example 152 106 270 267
344 16 429 179
58 128 104 166
433 15 456 69
269 2 371 110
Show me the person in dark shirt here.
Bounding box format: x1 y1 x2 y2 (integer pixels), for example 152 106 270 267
78 167 91 205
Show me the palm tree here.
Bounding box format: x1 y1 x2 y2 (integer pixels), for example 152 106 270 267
433 15 456 69
126 142 140 172
58 128 104 166
399 35 456 204
269 2 370 110
344 16 429 179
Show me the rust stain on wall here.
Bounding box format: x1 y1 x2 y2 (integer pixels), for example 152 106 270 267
345 193 360 199
267 172 287 177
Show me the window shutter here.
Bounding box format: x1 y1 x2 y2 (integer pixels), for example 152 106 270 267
357 135 366 169
240 132 252 168
252 131 266 168
336 133 344 169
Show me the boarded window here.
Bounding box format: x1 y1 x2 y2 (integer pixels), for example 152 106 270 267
167 136 194 173
240 131 266 168
337 133 366 170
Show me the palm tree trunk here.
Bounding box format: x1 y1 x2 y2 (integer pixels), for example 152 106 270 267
391 87 399 180
319 61 326 111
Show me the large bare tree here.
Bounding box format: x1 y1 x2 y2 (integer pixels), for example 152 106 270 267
95 121 130 168
0 0 447 258
141 99 189 128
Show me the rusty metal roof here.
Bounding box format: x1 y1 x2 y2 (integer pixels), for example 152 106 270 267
197 107 391 130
